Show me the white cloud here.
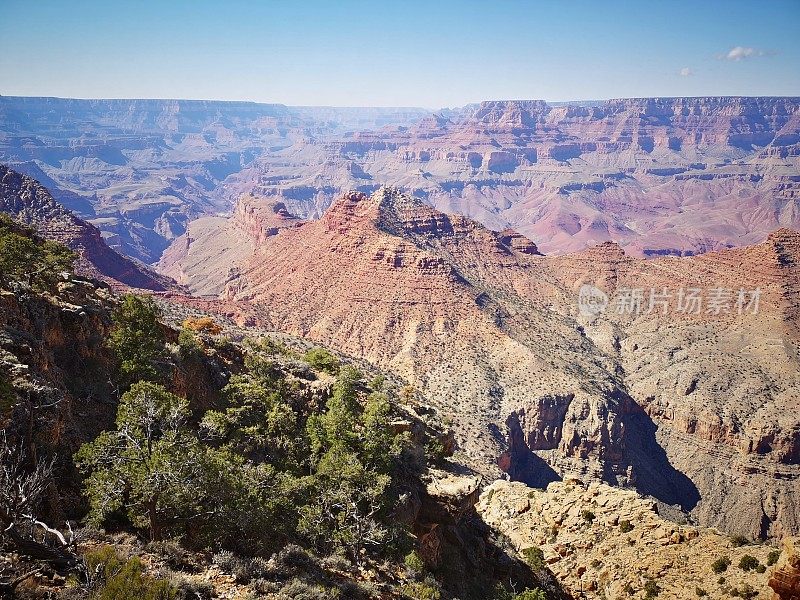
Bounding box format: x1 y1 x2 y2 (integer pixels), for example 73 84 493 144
679 67 694 77
721 46 765 61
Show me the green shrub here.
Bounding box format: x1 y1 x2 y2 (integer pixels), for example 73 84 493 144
370 374 386 391
401 580 441 599
581 509 596 523
84 546 175 600
177 328 203 358
619 519 633 533
425 438 447 463
696 587 707 597
75 381 197 541
756 564 766 573
737 583 757 599
711 556 731 573
522 546 545 571
514 590 548 600
767 549 781 566
644 579 660 599
250 336 292 357
730 535 749 547
303 348 341 374
404 550 425 573
738 555 759 572
0 374 16 418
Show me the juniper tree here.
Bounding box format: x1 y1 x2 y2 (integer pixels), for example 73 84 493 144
107 294 166 387
75 382 201 541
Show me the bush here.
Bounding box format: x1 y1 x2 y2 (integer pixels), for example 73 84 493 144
644 579 660 599
177 327 203 358
107 294 166 385
250 336 293 357
319 552 352 572
711 556 731 573
173 577 213 600
404 550 426 574
75 381 198 541
0 375 16 418
756 564 766 573
146 540 196 571
581 509 596 523
212 550 239 573
767 549 781 566
730 535 750 547
182 316 222 335
514 590 548 600
85 546 175 600
696 587 707 597
210 551 270 583
735 584 757 599
619 519 634 533
522 546 545 571
277 578 337 599
400 580 441 600
425 438 448 463
303 348 341 374
370 374 386 391
738 555 759 572
270 544 321 578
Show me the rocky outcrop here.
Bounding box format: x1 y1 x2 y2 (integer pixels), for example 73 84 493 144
0 165 174 291
404 468 565 598
770 538 800 600
478 480 781 600
498 229 542 255
232 194 305 244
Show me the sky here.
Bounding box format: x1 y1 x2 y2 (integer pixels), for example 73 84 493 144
1 0 799 108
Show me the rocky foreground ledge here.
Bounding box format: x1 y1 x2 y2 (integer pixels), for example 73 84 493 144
477 480 799 599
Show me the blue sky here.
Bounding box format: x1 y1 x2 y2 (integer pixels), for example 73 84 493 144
1 0 798 107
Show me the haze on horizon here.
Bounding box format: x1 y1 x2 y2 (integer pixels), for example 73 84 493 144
1 0 799 108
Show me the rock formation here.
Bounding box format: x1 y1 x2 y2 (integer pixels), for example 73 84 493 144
478 479 781 600
769 538 800 600
161 188 800 540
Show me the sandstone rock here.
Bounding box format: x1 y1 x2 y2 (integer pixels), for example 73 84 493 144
479 480 780 599
770 538 800 600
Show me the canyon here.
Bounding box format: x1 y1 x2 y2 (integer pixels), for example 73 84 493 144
2 96 799 263
160 187 800 542
2 94 800 597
